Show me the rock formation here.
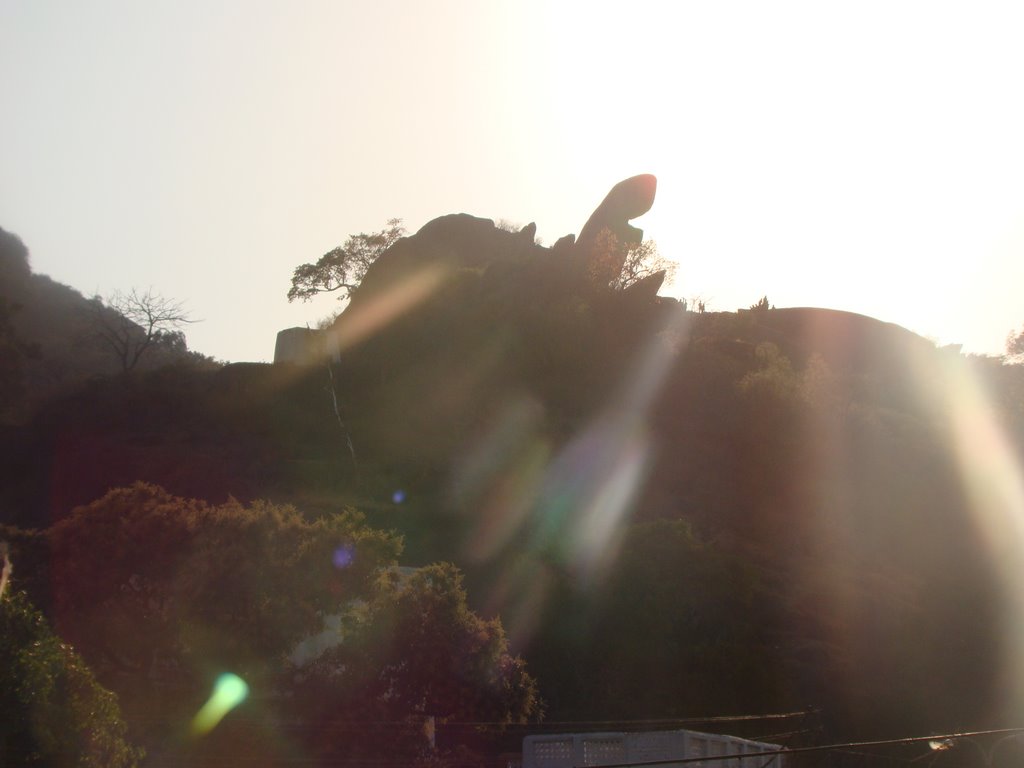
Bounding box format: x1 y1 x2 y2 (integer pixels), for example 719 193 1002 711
277 174 667 368
345 174 659 311
573 174 657 282
348 213 542 310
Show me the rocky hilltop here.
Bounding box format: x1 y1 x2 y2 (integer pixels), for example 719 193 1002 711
349 173 662 313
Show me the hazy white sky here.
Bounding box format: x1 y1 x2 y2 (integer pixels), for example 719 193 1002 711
3 1 1023 362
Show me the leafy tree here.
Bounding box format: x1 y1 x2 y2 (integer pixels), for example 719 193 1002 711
289 563 542 763
0 297 39 419
0 228 39 417
798 352 843 412
47 485 541 762
749 295 773 311
526 521 786 721
92 288 195 372
288 218 406 303
0 589 143 767
738 342 799 400
47 483 402 744
0 226 33 289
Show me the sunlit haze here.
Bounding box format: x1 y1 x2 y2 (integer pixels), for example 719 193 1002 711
3 2 1023 362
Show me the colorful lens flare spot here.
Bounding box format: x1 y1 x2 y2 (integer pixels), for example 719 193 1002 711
333 545 354 569
190 673 249 736
392 490 406 504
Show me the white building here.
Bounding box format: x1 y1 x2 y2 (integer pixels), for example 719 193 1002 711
522 728 784 768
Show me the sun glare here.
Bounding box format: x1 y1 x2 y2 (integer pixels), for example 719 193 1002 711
912 351 1024 715
452 306 690 646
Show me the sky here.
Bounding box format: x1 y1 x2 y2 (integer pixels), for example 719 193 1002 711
3 1 1024 363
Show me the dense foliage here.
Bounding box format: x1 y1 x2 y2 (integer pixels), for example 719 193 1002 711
43 484 397 747
10 484 538 763
287 563 541 764
0 590 143 767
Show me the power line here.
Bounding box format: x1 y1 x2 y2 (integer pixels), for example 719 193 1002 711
442 710 814 728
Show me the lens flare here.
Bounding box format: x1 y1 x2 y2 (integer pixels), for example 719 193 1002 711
322 263 449 354
569 423 649 579
332 545 354 569
533 414 650 585
453 397 544 502
531 309 687 587
190 673 249 736
484 554 556 649
392 489 406 504
465 441 549 563
449 306 688 642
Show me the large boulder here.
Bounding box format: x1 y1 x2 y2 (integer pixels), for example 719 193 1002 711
347 174 660 317
574 174 657 283
350 214 542 310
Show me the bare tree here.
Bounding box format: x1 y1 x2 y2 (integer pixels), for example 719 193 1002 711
94 288 195 372
585 229 678 291
611 238 677 290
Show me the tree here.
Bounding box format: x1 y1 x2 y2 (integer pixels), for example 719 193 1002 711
588 229 677 291
46 484 402 746
0 589 143 767
587 520 785 717
93 288 195 372
611 238 677 290
288 219 406 303
44 485 540 763
1007 326 1024 361
738 342 801 404
0 297 39 419
0 230 39 416
288 562 542 764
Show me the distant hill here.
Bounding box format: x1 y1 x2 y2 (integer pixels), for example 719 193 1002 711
0 226 214 422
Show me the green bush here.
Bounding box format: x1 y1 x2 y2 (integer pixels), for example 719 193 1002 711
0 589 143 767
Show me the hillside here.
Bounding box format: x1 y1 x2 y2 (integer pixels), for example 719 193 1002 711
4 179 1024 751
0 226 214 423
